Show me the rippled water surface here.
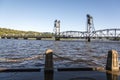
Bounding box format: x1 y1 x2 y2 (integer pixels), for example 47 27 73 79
0 39 120 68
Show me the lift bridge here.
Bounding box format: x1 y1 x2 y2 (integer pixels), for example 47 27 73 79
1 14 120 41
60 29 120 39
54 14 120 41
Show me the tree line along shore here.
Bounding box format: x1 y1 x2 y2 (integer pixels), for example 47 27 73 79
0 28 53 37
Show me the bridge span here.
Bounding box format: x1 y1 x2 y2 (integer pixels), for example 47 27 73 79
54 14 120 41
0 14 120 41
59 28 120 40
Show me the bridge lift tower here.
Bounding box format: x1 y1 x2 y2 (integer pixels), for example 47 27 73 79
54 20 60 41
86 14 95 42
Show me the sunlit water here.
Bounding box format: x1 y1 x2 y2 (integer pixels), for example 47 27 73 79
0 39 120 68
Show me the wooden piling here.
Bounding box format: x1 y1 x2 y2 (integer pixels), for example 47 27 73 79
44 49 54 80
44 49 53 71
106 50 119 72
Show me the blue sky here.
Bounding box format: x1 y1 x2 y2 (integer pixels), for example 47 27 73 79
0 0 120 32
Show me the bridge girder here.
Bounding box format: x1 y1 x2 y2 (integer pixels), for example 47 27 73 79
60 29 120 39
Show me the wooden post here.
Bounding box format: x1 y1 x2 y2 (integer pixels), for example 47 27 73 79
106 50 119 72
44 49 53 71
44 49 54 80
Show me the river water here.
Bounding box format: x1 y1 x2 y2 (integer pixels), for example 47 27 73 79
0 39 120 69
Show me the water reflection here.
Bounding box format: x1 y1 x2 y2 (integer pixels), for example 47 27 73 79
44 71 120 80
106 72 119 80
44 71 54 80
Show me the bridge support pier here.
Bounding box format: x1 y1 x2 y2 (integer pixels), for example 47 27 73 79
88 37 91 42
1 37 5 39
55 37 60 41
7 37 11 39
24 37 28 40
14 37 18 39
36 37 41 40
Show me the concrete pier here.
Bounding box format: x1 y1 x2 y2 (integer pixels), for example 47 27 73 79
55 37 60 41
106 50 119 72
88 37 91 42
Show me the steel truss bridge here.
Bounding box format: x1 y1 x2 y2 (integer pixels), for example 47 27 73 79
1 14 119 41
54 15 120 41
60 28 120 40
